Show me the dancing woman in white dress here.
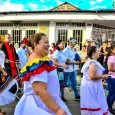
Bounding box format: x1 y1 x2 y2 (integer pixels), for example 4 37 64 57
14 33 71 115
80 46 110 115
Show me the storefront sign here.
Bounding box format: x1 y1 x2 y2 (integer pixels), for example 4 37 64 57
40 27 47 31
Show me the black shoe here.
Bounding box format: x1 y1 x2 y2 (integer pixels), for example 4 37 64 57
75 96 80 100
109 109 115 115
61 97 67 102
17 89 22 93
112 108 115 112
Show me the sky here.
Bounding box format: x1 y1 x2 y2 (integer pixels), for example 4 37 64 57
0 0 113 12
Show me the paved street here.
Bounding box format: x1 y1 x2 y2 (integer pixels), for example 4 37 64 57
0 89 81 115
0 75 113 115
0 76 82 115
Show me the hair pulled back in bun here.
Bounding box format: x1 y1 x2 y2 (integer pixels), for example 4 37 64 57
27 33 47 50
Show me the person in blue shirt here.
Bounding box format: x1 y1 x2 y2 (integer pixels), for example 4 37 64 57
74 52 80 61
63 38 80 100
16 41 29 69
67 47 81 91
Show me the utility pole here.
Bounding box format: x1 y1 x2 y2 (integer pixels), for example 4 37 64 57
113 0 115 10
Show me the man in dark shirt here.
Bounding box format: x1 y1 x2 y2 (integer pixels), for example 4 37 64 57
2 34 19 78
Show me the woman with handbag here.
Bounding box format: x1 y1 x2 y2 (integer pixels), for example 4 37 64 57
53 40 68 102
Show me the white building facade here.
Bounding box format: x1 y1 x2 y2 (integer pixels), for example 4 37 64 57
0 2 115 49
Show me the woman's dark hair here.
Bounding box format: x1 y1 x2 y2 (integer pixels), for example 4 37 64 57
52 43 56 48
82 45 86 49
105 42 115 62
0 41 3 44
92 41 97 46
87 46 97 59
56 40 63 52
28 33 46 50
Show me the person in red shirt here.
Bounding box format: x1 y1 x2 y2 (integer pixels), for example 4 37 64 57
51 43 56 52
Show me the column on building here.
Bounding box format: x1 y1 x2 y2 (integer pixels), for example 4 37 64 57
22 29 26 40
111 29 115 41
49 21 56 46
67 30 73 39
8 30 12 35
85 22 93 40
102 31 106 41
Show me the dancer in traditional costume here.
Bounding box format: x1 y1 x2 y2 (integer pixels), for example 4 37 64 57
80 46 110 115
0 37 18 114
14 33 71 115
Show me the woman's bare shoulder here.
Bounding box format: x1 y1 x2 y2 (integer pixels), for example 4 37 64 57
28 54 35 62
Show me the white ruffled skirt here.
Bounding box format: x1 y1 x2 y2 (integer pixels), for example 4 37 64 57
0 79 18 106
80 79 110 115
14 94 72 115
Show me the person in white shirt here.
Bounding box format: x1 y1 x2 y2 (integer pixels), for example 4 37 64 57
53 40 68 102
0 37 7 115
67 47 81 92
63 38 80 100
16 41 29 69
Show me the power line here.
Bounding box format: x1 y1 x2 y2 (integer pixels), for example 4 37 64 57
76 0 86 6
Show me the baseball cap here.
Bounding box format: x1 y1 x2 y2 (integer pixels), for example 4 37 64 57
108 39 112 42
69 38 77 43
